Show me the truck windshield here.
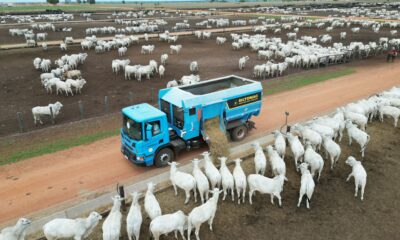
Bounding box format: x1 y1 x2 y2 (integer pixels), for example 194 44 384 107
173 105 184 129
123 115 142 141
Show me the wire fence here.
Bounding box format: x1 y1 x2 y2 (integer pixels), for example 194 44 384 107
0 88 158 137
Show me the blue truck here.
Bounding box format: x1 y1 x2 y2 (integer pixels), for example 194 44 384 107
121 75 263 167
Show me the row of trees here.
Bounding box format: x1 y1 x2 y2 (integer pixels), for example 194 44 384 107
46 0 96 4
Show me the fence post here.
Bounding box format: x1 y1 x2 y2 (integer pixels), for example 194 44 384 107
78 100 84 120
117 184 126 211
128 91 133 104
16 112 24 133
49 106 55 124
104 96 109 113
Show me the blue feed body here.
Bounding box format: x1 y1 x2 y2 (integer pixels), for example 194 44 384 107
121 75 263 166
159 75 263 141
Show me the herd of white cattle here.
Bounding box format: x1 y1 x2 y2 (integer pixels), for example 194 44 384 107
1 13 74 24
19 6 400 127
76 15 400 86
4 9 216 46
246 2 400 20
0 10 173 24
1 8 216 26
3 85 400 240
31 52 87 125
6 4 400 51
34 53 87 95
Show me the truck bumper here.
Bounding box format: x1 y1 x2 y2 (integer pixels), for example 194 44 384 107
121 145 137 163
121 146 153 166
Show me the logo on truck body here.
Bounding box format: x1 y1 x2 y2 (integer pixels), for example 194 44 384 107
227 92 262 109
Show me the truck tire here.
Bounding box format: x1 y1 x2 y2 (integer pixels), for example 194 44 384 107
231 125 248 142
154 148 174 167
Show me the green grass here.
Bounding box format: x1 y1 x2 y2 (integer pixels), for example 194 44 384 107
241 13 282 20
304 16 322 20
241 13 322 20
264 67 356 96
0 129 119 166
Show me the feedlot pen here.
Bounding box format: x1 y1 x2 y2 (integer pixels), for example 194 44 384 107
29 117 400 240
0 22 394 136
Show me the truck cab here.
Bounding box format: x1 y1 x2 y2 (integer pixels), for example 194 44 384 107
121 103 173 166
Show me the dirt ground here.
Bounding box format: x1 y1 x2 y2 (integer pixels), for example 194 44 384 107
1 60 400 226
82 119 399 240
0 23 394 136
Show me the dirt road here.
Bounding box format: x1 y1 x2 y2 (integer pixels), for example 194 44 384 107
1 60 400 224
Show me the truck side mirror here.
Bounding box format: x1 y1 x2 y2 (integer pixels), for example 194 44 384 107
146 124 153 139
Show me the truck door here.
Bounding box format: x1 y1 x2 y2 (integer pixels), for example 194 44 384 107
183 106 200 139
144 120 165 157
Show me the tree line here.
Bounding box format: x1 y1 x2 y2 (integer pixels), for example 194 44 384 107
47 0 96 4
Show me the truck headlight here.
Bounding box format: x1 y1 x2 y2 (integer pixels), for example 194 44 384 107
136 156 144 161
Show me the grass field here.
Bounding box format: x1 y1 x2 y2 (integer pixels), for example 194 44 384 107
240 13 322 20
0 129 119 166
0 67 356 166
264 67 355 96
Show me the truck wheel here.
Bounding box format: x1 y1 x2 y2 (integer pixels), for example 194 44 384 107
231 125 248 141
154 148 174 167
